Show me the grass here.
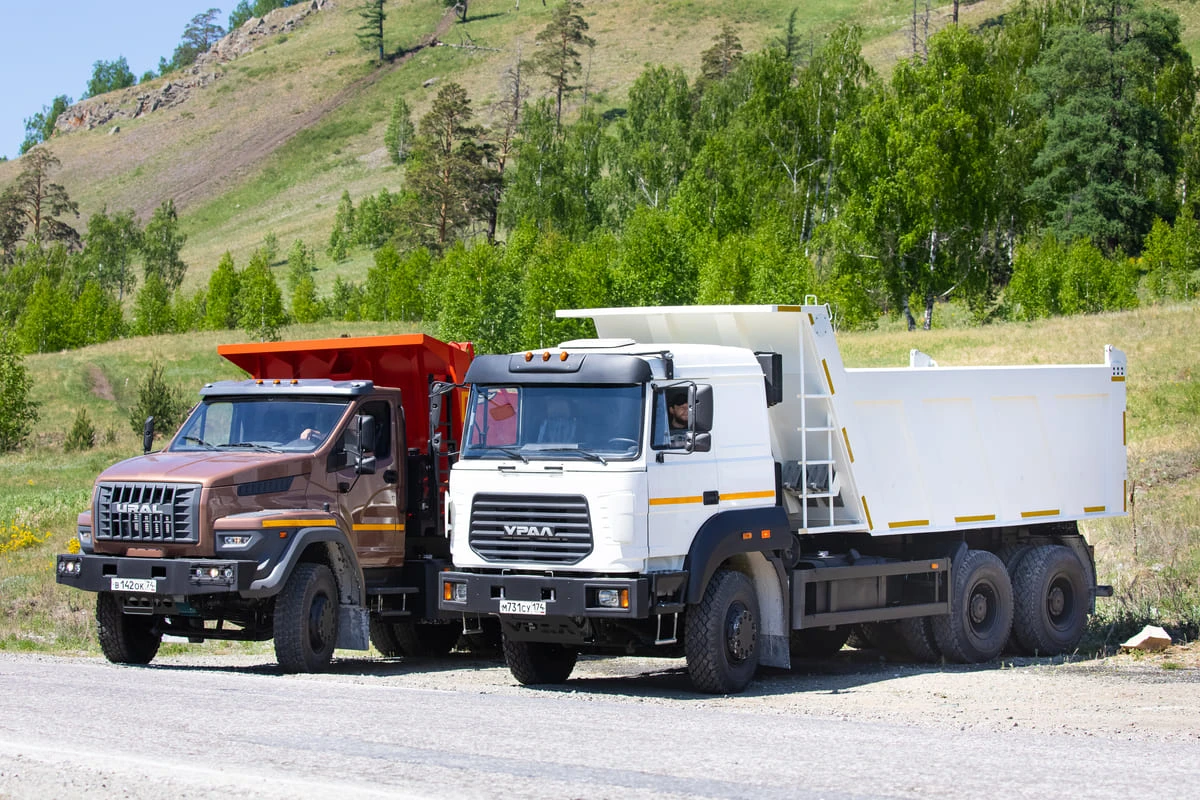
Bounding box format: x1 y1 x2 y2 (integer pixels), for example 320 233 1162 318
2 303 1197 656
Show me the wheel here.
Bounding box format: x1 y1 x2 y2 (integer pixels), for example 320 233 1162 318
502 639 578 684
932 549 1013 663
274 562 339 673
896 616 941 663
685 569 760 694
789 626 850 658
1011 545 1089 656
849 621 908 656
369 617 404 657
96 593 162 665
996 544 1034 654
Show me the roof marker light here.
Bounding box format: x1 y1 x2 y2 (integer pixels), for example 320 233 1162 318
560 351 569 361
542 351 551 362
524 352 533 362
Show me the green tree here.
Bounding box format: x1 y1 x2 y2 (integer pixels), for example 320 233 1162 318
81 207 142 301
229 1 293 31
384 96 415 164
0 147 80 253
1026 3 1196 253
15 276 73 353
357 0 387 63
65 407 97 452
19 95 72 155
204 252 241 330
403 83 495 248
72 279 126 346
1143 209 1200 300
329 276 364 321
290 275 324 323
328 190 355 261
169 8 226 69
609 207 697 307
142 200 187 291
84 57 136 99
240 250 287 341
127 361 188 437
533 1 595 128
515 224 607 348
432 240 522 353
131 273 174 337
284 239 314 295
0 330 39 452
699 23 744 83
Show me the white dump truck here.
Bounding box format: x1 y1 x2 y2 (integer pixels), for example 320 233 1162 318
438 303 1126 693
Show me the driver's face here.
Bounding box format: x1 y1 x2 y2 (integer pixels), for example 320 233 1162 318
668 401 688 428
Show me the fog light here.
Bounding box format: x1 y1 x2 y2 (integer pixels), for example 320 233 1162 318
208 567 221 579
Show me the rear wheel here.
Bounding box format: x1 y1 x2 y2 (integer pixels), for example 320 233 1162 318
932 549 1013 663
789 626 851 659
274 563 339 673
1011 545 1089 656
997 545 1034 653
685 569 760 694
96 593 162 665
896 616 940 663
503 639 578 685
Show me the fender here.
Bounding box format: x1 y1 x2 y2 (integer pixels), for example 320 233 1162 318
683 506 791 605
246 525 365 605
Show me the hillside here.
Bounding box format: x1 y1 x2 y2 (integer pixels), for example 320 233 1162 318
0 0 1025 296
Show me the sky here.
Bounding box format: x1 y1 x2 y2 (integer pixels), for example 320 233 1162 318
0 2 207 160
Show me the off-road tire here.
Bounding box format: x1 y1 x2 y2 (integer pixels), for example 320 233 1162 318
1011 545 1089 656
685 569 760 694
789 626 851 659
503 639 578 685
369 617 405 657
851 621 909 656
896 616 941 663
932 549 1013 663
274 562 339 673
96 593 162 665
997 545 1035 653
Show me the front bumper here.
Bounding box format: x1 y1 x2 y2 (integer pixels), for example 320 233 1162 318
438 570 691 619
55 553 258 597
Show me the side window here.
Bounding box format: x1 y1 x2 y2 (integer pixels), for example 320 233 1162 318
651 387 689 450
358 400 391 459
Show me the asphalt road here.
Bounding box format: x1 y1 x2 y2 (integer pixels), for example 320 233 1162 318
1 651 1197 799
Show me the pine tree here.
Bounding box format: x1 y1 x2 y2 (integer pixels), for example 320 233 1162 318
357 0 387 63
533 1 595 128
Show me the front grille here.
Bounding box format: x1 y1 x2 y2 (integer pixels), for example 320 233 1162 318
96 482 201 543
469 493 592 565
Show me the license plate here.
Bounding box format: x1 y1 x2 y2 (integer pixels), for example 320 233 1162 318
111 578 159 594
498 599 546 616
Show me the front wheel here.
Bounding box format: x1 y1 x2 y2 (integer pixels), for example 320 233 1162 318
274 562 339 673
503 639 577 685
685 569 760 694
96 593 162 665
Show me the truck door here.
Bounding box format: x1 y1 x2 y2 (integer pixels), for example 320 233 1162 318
338 398 405 568
645 386 719 560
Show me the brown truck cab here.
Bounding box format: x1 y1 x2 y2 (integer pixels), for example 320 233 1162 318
56 334 473 672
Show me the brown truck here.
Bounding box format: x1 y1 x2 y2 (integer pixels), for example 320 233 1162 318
55 333 474 672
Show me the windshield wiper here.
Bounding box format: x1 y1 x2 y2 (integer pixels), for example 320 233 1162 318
524 444 608 465
221 442 283 453
469 445 529 464
181 435 216 449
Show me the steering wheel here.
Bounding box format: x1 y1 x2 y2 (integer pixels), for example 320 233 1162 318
606 437 638 450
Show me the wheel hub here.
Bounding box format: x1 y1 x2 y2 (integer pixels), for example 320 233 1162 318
725 603 756 663
1047 584 1067 618
969 591 990 625
308 594 334 651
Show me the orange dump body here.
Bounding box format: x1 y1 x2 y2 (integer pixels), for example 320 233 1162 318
218 334 474 453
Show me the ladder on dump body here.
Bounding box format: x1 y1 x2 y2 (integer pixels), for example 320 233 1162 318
787 300 860 532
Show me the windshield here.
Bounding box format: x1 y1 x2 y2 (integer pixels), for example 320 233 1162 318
170 397 351 453
462 385 644 461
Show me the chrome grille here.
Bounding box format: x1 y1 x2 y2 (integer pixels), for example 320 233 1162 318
469 493 592 565
96 482 201 543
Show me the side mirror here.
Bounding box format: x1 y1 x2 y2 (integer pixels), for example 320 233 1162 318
690 432 712 453
356 414 377 475
142 417 155 454
691 385 713 433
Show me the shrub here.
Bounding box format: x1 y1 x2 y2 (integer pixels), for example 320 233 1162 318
65 408 96 452
127 361 189 437
0 330 39 452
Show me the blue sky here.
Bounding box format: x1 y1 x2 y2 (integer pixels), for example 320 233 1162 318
0 3 210 159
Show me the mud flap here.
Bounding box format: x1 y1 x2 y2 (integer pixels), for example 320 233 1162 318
759 633 790 669
336 605 370 650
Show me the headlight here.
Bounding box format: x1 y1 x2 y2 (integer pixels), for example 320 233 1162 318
595 588 629 609
443 581 467 603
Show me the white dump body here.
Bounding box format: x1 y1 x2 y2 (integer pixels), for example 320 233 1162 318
559 304 1127 537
